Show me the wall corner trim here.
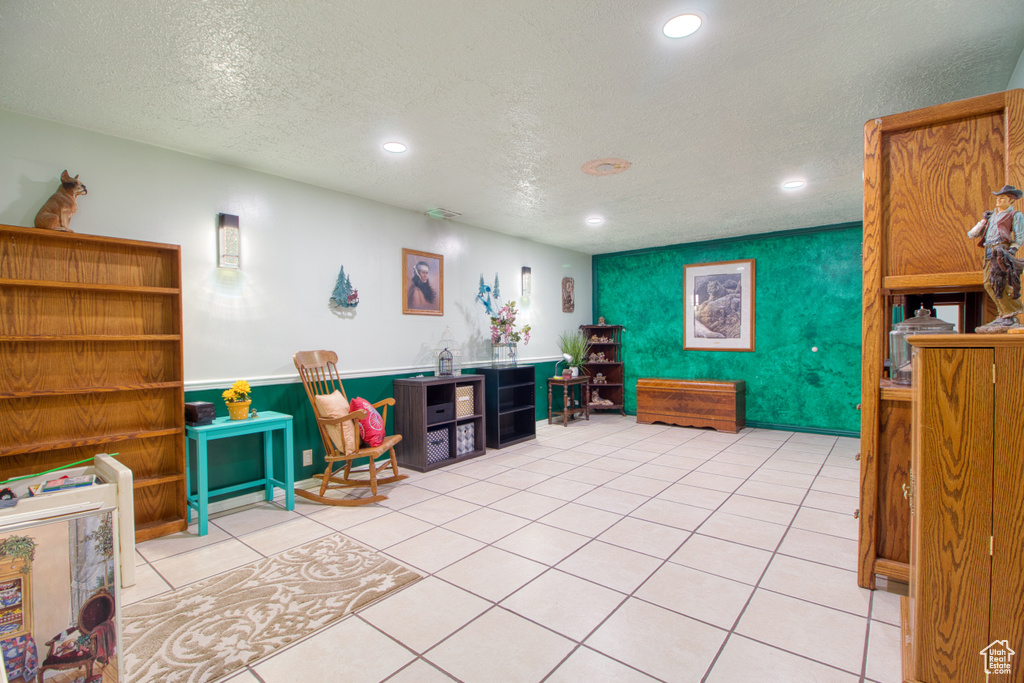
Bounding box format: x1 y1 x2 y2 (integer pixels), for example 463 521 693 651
592 221 863 262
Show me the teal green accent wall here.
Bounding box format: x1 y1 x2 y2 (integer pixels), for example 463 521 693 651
185 363 557 500
532 361 558 420
592 223 863 435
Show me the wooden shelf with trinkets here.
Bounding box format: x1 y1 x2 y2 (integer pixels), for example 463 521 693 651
579 322 625 415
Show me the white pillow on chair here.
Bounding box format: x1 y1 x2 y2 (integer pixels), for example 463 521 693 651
314 390 358 454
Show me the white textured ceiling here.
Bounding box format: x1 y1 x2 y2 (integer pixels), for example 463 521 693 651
1 1 1022 254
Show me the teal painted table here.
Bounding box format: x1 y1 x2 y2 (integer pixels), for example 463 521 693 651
185 411 295 536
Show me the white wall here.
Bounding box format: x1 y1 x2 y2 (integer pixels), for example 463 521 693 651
0 110 592 385
1010 40 1024 90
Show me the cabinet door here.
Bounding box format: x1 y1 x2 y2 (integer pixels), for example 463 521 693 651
992 347 1024 656
912 347 992 683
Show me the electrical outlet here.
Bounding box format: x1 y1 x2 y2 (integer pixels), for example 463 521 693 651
302 449 313 466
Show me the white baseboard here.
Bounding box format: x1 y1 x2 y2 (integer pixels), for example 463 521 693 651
205 476 320 516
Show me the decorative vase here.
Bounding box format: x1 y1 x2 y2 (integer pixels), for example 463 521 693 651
570 366 579 378
491 342 518 367
226 400 251 420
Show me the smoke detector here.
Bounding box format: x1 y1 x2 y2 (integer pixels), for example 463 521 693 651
582 158 632 176
425 207 462 220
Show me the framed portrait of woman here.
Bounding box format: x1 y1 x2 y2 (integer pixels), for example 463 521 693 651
402 248 444 315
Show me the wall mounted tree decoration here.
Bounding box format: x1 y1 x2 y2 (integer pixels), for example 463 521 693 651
476 273 501 315
329 265 359 308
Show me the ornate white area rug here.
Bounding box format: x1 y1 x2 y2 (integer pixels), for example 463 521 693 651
122 533 422 683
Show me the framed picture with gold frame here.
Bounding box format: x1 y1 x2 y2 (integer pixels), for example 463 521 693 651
683 259 755 351
402 248 443 315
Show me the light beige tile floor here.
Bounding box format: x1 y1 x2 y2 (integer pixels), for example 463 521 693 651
129 414 901 682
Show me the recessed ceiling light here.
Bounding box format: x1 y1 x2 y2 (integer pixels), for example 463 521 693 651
382 142 407 153
782 180 806 189
586 216 604 226
663 14 702 38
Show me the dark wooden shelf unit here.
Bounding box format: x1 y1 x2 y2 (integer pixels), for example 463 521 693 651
469 366 536 449
580 324 625 415
0 224 186 542
393 374 486 471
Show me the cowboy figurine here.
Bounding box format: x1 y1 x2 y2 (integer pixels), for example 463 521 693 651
966 184 1024 332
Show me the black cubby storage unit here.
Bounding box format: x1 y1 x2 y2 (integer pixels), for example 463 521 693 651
393 374 485 471
469 365 536 449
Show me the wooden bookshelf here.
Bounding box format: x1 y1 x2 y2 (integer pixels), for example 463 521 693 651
0 224 186 541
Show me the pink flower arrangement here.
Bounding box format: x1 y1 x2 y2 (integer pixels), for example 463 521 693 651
490 301 531 345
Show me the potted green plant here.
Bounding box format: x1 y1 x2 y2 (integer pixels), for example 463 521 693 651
557 330 591 377
0 536 36 573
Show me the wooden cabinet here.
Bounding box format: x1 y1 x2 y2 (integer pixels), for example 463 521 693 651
469 366 536 449
858 89 1024 588
0 224 186 541
904 335 1024 683
580 324 625 415
393 375 485 471
636 378 745 433
0 556 32 640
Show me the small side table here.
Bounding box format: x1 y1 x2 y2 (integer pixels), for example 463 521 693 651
548 376 590 426
185 411 295 536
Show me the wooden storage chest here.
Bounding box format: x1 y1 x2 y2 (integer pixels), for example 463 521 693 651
636 378 745 433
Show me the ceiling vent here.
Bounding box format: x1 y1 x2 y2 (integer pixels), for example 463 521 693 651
582 158 632 176
425 207 462 220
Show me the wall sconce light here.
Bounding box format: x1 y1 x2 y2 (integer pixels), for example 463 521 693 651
521 266 531 298
218 213 240 269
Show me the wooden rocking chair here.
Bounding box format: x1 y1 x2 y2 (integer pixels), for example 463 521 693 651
294 350 407 505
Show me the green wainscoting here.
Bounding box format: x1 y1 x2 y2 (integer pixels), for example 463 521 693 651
185 362 557 502
592 223 862 435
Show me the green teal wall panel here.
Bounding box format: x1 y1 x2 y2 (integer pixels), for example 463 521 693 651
185 363 556 501
592 223 863 434
185 373 420 502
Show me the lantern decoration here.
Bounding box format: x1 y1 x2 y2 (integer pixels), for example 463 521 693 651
438 347 454 376
433 326 462 376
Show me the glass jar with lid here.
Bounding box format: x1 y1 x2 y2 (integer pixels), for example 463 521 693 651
889 306 955 385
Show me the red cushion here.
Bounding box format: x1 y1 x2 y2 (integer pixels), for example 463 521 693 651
349 397 385 447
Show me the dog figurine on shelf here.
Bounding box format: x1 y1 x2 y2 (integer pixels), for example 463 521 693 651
34 170 88 232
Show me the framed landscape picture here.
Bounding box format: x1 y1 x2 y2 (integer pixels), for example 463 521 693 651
683 259 755 351
402 248 443 315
